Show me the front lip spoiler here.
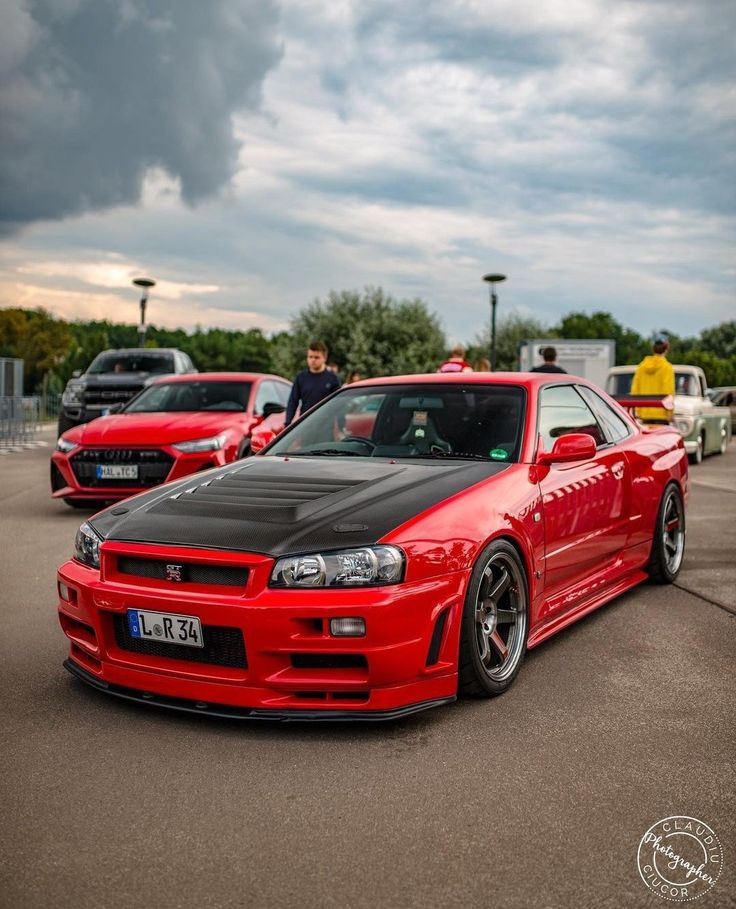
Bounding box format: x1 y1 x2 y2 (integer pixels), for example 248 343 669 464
64 659 456 723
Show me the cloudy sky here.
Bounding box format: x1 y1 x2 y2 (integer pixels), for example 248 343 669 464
1 0 734 344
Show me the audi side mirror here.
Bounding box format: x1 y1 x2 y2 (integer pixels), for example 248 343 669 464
262 401 286 418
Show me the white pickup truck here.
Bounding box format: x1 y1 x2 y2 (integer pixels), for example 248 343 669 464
606 364 732 464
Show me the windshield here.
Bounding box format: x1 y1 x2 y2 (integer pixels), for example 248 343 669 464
609 371 701 397
125 381 252 413
267 383 525 461
88 352 175 375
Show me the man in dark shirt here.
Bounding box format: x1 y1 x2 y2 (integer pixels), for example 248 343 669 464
531 346 567 374
285 340 341 426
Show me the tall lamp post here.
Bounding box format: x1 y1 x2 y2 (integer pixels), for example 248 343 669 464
482 273 506 371
132 277 156 347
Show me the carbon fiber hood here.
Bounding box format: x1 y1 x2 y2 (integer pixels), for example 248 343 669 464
90 455 508 556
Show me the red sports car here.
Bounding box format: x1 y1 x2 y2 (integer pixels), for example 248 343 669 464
57 373 688 720
51 372 291 507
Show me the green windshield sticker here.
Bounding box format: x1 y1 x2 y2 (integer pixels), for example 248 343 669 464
490 448 509 460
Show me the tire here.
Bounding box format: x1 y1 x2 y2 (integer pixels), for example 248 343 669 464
458 540 529 697
688 432 704 465
57 414 78 436
647 483 685 584
237 439 252 459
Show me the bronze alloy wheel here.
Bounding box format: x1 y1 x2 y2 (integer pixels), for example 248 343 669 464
647 483 686 583
459 540 529 697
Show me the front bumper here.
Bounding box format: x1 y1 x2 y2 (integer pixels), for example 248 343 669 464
57 543 465 720
50 447 228 502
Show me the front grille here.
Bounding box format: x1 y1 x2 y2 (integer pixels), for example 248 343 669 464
70 448 174 488
84 386 141 406
118 557 248 587
112 614 247 668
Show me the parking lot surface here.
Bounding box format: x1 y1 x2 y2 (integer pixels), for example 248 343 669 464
1 428 734 908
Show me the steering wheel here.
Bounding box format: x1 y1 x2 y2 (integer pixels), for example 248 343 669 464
342 436 377 453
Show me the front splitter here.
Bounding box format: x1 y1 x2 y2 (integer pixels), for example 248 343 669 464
64 659 456 722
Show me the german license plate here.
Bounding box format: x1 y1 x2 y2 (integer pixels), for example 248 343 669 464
127 609 204 648
96 463 138 480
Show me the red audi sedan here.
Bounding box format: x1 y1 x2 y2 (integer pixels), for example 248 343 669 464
57 373 688 720
51 372 291 507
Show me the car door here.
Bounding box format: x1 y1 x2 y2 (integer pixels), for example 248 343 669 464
536 384 632 613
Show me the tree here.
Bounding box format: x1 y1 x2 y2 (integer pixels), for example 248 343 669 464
553 311 648 366
470 314 551 371
697 321 736 360
281 287 446 378
0 308 71 392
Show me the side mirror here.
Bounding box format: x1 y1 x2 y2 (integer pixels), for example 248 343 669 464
106 403 124 415
72 370 82 378
537 433 596 465
262 401 286 418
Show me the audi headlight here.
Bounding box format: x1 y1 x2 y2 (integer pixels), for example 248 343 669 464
56 436 78 453
74 521 103 569
270 545 405 588
62 383 84 406
172 433 226 453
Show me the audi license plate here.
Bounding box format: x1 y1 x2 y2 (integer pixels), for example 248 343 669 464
96 463 138 480
127 609 203 648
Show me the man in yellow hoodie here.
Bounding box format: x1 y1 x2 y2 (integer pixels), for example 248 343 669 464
631 334 675 424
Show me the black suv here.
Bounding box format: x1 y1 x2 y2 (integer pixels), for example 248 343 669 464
58 348 197 435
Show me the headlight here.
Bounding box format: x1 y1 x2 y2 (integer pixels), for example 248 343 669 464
74 521 103 569
56 436 78 453
172 433 227 453
270 545 405 588
62 383 84 406
674 417 693 435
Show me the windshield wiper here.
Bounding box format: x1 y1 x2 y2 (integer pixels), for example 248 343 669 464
288 448 365 457
403 451 492 461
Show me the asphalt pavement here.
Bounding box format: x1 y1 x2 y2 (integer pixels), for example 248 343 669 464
0 426 734 909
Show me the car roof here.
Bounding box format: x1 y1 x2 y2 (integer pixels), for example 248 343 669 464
347 371 593 390
95 348 183 355
148 372 290 384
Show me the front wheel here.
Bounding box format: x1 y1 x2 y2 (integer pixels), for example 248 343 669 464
688 432 704 465
647 483 685 584
458 540 529 697
719 425 728 455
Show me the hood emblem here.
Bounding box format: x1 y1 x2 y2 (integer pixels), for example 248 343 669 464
165 564 184 582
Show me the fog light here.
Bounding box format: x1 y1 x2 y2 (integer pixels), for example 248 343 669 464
58 581 75 604
329 617 366 637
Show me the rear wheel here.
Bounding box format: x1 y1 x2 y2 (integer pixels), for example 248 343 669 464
647 483 685 584
458 540 529 697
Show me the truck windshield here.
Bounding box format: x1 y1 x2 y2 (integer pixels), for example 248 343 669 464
88 353 175 375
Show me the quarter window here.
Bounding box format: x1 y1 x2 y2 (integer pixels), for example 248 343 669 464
576 386 631 443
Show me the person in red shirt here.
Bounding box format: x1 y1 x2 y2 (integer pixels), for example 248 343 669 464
439 345 473 373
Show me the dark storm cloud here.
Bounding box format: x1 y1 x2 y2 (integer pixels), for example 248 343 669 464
0 0 282 231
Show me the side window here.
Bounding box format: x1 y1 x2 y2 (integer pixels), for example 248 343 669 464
538 385 607 450
254 380 277 414
577 386 631 443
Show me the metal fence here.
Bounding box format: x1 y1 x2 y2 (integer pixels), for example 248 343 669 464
0 394 61 447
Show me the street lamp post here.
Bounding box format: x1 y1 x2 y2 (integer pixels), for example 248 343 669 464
132 278 156 347
482 273 506 371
